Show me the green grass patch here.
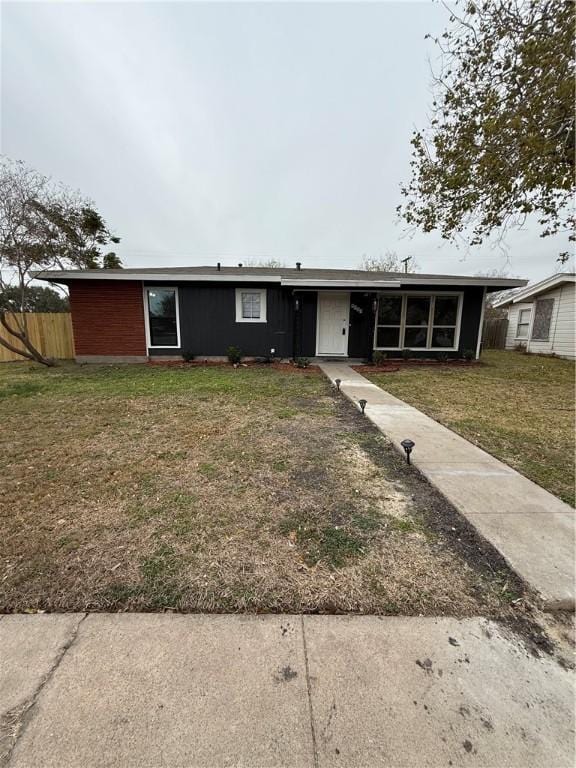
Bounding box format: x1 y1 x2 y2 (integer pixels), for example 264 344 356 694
365 350 575 505
0 380 44 399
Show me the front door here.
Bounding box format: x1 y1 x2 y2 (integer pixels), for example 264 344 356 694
316 292 350 356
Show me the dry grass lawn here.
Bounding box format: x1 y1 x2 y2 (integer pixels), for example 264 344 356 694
0 361 525 615
364 350 575 506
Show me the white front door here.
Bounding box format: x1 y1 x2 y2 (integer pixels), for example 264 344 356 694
316 292 350 356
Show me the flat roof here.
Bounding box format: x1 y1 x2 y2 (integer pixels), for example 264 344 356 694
34 265 527 291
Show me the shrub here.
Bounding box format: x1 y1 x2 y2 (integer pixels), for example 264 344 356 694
182 350 195 362
437 352 449 363
462 349 476 361
226 346 242 364
294 357 310 369
401 348 412 360
514 343 528 353
372 350 388 366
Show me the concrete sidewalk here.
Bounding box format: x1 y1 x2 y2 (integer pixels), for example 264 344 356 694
1 614 573 768
319 363 575 611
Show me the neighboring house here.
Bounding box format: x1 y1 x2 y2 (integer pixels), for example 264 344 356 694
494 273 575 359
35 266 525 363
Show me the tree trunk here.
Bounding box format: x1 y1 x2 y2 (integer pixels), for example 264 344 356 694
0 312 55 366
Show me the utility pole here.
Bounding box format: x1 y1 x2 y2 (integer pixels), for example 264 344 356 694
401 256 411 274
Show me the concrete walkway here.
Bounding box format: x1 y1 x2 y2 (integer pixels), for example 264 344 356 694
1 614 574 768
319 363 575 612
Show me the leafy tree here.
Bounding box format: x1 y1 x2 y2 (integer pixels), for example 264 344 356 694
103 252 122 269
359 251 420 273
0 157 120 365
399 1 575 259
0 285 69 313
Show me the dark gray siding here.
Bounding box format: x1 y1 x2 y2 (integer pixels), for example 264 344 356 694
348 293 375 358
146 282 294 358
294 292 317 357
144 281 485 360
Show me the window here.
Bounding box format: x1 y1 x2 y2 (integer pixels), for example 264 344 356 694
516 308 531 339
235 289 267 323
404 296 430 348
431 296 459 348
146 287 179 347
375 296 402 348
374 294 461 350
531 299 554 341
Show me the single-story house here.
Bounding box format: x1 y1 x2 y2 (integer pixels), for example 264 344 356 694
493 272 575 360
36 265 526 363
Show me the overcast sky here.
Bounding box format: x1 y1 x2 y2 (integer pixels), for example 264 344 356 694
1 1 572 282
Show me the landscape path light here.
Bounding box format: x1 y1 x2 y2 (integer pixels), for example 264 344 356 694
358 399 367 415
400 439 415 465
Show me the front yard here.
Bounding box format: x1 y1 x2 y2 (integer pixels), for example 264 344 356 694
364 350 575 506
0 362 523 615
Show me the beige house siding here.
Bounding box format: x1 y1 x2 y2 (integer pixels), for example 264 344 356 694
504 283 575 359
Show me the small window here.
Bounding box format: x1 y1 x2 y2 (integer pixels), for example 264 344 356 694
531 299 554 341
146 288 179 347
235 288 267 323
516 308 531 339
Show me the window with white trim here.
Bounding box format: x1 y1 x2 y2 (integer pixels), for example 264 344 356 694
516 308 531 339
235 288 267 323
374 294 461 350
145 287 180 347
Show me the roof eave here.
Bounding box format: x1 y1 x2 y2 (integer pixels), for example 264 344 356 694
493 274 575 307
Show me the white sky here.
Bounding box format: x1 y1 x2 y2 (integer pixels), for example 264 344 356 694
1 0 573 282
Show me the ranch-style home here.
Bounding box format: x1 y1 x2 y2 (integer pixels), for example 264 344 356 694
36 265 526 363
494 272 575 360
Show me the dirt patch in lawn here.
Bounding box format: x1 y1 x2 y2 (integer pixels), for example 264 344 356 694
0 363 529 615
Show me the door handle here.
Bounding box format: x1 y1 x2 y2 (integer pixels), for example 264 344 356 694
342 328 346 335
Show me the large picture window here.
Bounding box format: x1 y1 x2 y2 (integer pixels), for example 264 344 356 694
374 294 461 350
146 287 179 347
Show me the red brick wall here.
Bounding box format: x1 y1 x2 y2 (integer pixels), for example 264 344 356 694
68 280 147 356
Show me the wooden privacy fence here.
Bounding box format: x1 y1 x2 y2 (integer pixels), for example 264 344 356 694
482 317 508 349
0 313 74 362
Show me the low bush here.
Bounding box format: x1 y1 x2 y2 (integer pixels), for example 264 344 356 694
372 350 387 366
182 350 195 362
294 357 310 368
226 346 243 364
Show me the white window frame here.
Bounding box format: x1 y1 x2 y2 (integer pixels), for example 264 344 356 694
515 307 532 340
235 288 267 323
373 292 463 351
143 286 181 349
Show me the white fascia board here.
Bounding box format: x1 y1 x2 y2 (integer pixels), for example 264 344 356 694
281 279 401 288
492 274 575 307
400 277 528 288
34 271 282 283
509 274 575 304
